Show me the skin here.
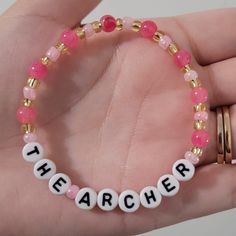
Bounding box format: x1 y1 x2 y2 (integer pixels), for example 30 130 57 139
0 0 235 235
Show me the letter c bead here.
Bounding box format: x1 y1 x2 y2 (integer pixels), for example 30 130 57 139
118 190 140 213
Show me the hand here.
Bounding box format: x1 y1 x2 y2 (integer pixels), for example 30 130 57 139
0 1 235 235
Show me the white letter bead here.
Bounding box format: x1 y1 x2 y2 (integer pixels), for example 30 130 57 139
97 188 118 211
140 186 162 209
33 159 56 180
22 142 44 162
118 190 140 213
157 174 180 197
75 188 97 210
172 159 195 181
48 173 71 195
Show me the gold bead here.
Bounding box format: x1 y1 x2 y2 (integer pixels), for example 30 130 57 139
153 31 165 43
56 43 68 54
92 21 102 33
75 27 85 39
132 20 142 32
23 98 33 107
191 147 203 156
22 124 35 134
189 79 201 88
116 18 123 31
168 42 179 55
193 103 207 112
194 120 206 130
27 77 40 89
182 64 192 73
41 56 51 66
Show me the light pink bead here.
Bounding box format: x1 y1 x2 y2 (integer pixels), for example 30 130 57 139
28 62 48 80
16 106 36 124
23 86 36 100
159 35 172 50
191 87 208 104
194 111 208 121
192 130 209 148
123 17 133 29
184 70 198 81
140 20 158 38
66 185 79 200
60 30 79 48
46 46 60 62
23 133 37 143
173 49 191 68
184 151 199 165
83 24 95 38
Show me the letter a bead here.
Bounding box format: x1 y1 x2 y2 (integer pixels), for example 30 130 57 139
75 188 97 210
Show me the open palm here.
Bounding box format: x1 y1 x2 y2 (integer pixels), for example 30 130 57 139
0 1 236 235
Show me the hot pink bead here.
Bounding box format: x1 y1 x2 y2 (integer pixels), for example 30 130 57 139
28 62 48 80
191 87 208 103
159 35 172 50
123 17 133 29
83 24 95 37
194 111 208 121
23 133 37 143
16 106 36 124
66 185 79 200
173 49 191 68
23 86 36 100
184 151 199 165
100 15 116 32
60 30 79 48
184 70 198 81
46 46 60 62
140 20 158 38
192 130 209 148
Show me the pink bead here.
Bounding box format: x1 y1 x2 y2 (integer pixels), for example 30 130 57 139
66 185 79 200
140 20 158 38
173 49 191 68
16 106 36 124
23 86 36 100
192 130 210 148
159 35 172 50
191 87 208 103
23 133 37 143
184 70 198 81
46 46 60 62
194 111 208 121
83 24 95 38
123 17 133 29
100 15 116 32
28 62 48 80
184 151 199 165
60 30 79 48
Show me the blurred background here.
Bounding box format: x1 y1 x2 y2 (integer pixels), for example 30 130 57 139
1 0 236 235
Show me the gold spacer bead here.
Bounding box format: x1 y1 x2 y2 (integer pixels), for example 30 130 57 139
27 77 40 89
92 21 102 33
182 64 192 73
191 147 203 156
21 124 35 134
153 31 165 43
132 20 142 32
116 18 123 31
75 27 86 39
194 120 206 130
56 43 68 54
168 42 179 55
41 56 51 66
193 103 207 112
23 98 33 107
189 79 201 88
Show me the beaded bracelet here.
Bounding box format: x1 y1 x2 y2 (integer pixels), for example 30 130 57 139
16 15 209 213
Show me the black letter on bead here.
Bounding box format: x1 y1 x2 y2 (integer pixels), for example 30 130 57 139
37 163 52 177
144 190 157 204
124 195 135 209
27 146 40 156
162 177 176 192
102 193 112 206
176 163 190 177
52 177 67 193
79 192 91 207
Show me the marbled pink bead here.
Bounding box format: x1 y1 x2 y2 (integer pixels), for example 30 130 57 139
66 185 79 200
100 15 116 32
46 46 60 62
159 35 172 50
23 133 37 143
173 49 191 68
191 87 208 103
140 20 158 38
123 17 133 29
83 24 95 38
16 106 36 124
28 62 48 80
194 111 208 121
184 70 198 81
23 86 36 100
60 30 79 48
192 130 209 148
184 151 199 165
